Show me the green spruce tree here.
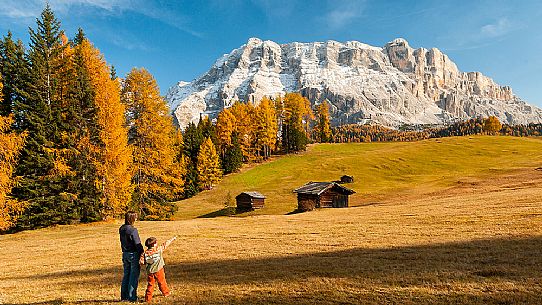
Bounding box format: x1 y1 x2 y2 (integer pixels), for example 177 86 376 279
0 32 30 121
71 28 102 222
182 122 203 198
12 5 79 229
222 131 243 174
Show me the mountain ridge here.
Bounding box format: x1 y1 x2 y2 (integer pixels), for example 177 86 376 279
166 37 542 128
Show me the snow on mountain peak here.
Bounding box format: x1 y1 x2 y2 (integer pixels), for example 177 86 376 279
166 38 542 129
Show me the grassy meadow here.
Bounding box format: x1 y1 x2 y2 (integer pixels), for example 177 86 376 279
2 136 542 304
176 136 542 218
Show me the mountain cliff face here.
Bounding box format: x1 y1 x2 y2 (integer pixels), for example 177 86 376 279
166 37 542 128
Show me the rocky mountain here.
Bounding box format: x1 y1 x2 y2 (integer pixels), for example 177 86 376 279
166 37 542 129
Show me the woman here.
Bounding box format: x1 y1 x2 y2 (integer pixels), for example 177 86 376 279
119 211 144 302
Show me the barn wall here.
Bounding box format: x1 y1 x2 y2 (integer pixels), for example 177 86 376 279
319 192 334 208
341 176 354 183
320 190 350 208
236 199 252 210
297 194 318 211
333 194 348 208
252 198 265 209
236 194 253 210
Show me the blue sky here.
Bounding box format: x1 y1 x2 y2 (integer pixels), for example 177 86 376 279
0 0 541 106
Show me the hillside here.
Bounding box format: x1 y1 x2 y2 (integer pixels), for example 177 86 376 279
175 136 542 219
1 136 542 304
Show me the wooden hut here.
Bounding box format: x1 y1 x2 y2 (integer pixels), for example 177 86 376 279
340 175 354 183
293 182 355 211
236 192 266 210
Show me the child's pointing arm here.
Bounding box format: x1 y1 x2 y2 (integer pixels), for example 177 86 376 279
162 235 177 251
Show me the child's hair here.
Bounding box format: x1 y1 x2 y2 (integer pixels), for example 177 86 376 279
145 237 157 248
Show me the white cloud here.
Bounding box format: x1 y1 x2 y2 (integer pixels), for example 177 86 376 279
0 0 202 38
251 0 297 18
106 31 154 51
325 0 366 29
0 0 132 19
480 17 512 38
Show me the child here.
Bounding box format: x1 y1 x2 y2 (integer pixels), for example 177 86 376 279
139 235 177 302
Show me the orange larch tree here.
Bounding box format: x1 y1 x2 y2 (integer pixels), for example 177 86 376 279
0 75 26 231
255 96 278 159
122 68 185 220
75 33 133 219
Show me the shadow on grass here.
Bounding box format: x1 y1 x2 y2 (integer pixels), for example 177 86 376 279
7 236 542 304
198 207 264 218
286 209 305 215
5 299 122 305
355 202 386 207
197 207 237 218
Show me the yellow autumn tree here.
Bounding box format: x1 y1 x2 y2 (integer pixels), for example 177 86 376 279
197 137 222 190
215 108 236 156
76 37 133 218
230 101 257 160
122 68 185 220
280 93 314 152
0 76 26 231
255 96 278 159
313 100 332 143
483 116 502 134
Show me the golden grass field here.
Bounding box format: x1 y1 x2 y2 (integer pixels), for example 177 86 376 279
1 136 542 304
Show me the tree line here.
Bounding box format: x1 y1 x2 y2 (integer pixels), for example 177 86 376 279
330 116 542 142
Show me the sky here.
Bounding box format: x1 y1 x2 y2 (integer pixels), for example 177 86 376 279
0 0 541 106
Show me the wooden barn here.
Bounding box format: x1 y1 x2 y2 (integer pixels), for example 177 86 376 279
340 175 354 183
236 192 266 211
293 182 355 211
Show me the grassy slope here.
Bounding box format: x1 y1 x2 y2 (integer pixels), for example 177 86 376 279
175 136 542 219
2 136 542 304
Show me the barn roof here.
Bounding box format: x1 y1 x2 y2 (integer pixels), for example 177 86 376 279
237 191 266 199
293 182 355 196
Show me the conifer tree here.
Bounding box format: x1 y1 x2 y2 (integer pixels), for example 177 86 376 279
183 122 203 163
183 164 199 199
216 108 244 173
0 32 31 118
0 76 26 231
280 93 313 153
171 129 188 202
255 96 278 159
110 65 117 80
122 68 184 220
70 29 101 221
197 137 222 190
181 121 202 198
230 101 256 160
197 116 216 144
74 30 132 219
216 108 236 156
222 131 243 174
313 100 331 143
12 5 79 228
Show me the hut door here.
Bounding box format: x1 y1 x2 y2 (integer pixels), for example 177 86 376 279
332 194 347 208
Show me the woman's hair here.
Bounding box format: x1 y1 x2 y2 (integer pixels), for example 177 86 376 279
145 237 157 248
124 211 138 225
